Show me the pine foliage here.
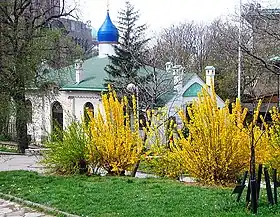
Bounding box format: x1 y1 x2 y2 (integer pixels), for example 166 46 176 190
105 1 149 90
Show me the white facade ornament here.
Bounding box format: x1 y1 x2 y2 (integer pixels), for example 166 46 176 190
172 65 185 92
166 62 184 92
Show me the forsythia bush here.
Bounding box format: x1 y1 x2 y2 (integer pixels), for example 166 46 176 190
42 121 89 174
143 108 187 178
171 87 270 185
86 90 143 175
268 108 280 171
42 86 280 183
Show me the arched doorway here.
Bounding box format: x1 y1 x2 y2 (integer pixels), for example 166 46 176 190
84 102 94 124
52 101 63 133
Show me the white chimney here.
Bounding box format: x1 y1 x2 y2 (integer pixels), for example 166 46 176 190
75 59 83 83
172 65 184 92
205 66 215 87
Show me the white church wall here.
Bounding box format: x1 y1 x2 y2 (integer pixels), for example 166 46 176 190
27 89 104 144
26 93 44 145
166 75 199 123
43 91 71 135
66 91 103 120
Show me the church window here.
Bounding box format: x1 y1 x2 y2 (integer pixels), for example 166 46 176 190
84 102 94 124
52 101 63 135
43 69 49 75
185 103 193 122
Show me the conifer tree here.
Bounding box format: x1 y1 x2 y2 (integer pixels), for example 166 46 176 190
105 1 149 91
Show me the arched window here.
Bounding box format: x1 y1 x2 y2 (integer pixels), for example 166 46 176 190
185 103 193 122
25 100 32 123
84 102 94 124
139 110 147 130
183 83 203 97
52 101 63 134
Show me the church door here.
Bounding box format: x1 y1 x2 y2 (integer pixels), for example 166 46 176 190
52 101 63 134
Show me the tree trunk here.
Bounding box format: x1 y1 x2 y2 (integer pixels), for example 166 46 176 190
14 91 28 153
131 160 140 177
250 125 257 214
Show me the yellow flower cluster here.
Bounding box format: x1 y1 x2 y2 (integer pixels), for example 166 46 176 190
85 89 143 175
172 87 270 185
268 107 280 171
143 86 273 185
142 108 185 178
82 85 280 183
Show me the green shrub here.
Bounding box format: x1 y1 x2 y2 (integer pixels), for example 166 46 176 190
0 145 18 153
42 121 89 174
0 134 12 141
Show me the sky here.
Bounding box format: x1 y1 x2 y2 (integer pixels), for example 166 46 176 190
72 0 280 34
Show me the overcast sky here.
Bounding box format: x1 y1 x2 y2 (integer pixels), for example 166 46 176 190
73 0 279 34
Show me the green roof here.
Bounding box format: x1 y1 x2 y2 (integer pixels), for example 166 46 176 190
60 57 110 91
183 82 202 97
42 57 197 101
159 73 195 104
44 56 162 92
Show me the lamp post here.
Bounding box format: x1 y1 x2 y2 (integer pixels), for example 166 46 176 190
269 56 280 108
126 83 140 177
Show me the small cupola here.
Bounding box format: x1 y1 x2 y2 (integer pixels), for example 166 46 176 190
97 10 119 43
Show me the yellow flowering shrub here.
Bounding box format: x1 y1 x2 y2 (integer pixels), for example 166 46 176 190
172 87 270 185
85 89 143 175
142 108 187 178
268 107 280 171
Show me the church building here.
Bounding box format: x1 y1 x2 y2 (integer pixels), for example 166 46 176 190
25 9 224 144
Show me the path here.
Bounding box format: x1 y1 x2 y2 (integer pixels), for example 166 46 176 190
0 154 195 182
0 198 52 217
0 154 156 178
0 155 45 172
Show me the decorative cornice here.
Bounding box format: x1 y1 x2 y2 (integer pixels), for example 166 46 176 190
68 95 101 100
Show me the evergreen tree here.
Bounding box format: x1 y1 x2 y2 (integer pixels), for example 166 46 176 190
105 1 149 91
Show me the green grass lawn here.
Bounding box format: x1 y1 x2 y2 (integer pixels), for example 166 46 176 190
0 171 279 217
0 146 18 153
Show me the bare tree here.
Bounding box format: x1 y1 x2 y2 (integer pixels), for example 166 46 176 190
0 0 79 152
147 13 279 101
149 22 204 71
147 20 241 100
237 2 280 98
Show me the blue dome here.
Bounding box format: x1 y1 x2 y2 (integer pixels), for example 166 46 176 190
97 11 119 43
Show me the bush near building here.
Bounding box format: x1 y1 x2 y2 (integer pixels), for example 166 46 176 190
42 87 280 185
